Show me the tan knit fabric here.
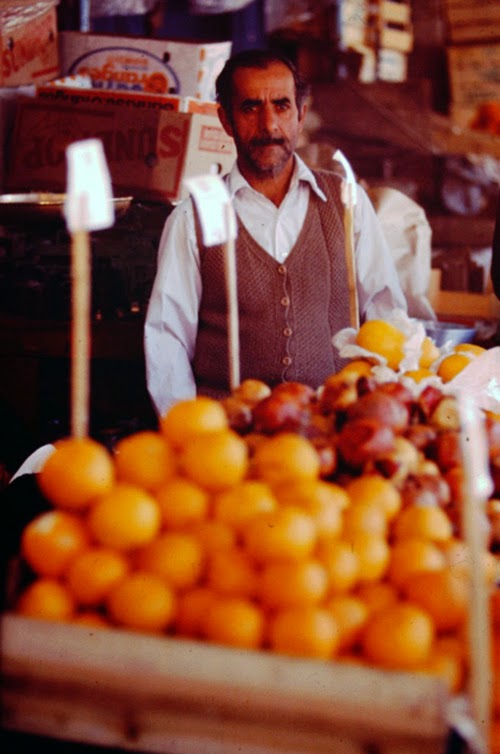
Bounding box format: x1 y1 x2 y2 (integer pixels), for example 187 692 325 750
192 170 355 398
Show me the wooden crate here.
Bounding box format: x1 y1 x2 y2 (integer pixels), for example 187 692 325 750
446 42 500 128
1 613 454 754
443 0 500 44
428 269 500 322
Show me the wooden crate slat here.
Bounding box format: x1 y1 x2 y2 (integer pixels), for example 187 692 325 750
1 614 452 753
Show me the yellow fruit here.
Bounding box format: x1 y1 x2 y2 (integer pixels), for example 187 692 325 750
179 429 248 492
160 396 228 449
437 353 471 382
113 430 176 492
88 483 161 551
419 336 440 369
251 432 320 486
454 343 485 357
362 601 435 670
38 437 114 511
403 368 435 383
355 320 405 370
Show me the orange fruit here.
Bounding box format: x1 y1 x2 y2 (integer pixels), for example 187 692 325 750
386 537 446 589
420 642 466 693
455 343 485 357
342 501 388 539
242 505 317 562
206 548 258 598
185 518 236 555
179 429 248 492
17 577 75 622
392 504 453 542
419 336 440 369
259 559 329 609
175 586 217 638
402 568 468 632
65 546 130 607
362 601 435 670
316 539 360 593
337 359 373 380
273 479 348 539
268 606 340 659
344 532 390 583
213 480 278 534
437 353 471 382
113 430 176 492
325 594 369 651
355 581 398 616
403 368 435 383
355 320 405 370
88 483 161 551
38 437 114 511
440 538 498 585
155 476 210 529
71 611 111 629
21 509 90 578
345 474 401 521
232 378 271 406
203 596 265 650
107 571 176 632
136 532 205 591
250 432 321 487
160 396 228 449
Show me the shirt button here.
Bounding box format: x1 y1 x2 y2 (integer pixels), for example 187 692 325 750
280 296 290 307
283 327 292 337
282 356 292 366
277 265 286 275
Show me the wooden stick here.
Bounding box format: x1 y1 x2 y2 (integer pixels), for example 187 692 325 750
458 395 492 753
70 229 91 438
343 188 359 329
223 202 240 392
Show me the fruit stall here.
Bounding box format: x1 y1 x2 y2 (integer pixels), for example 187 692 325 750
2 307 500 754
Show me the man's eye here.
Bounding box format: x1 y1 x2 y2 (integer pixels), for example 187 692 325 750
241 103 257 113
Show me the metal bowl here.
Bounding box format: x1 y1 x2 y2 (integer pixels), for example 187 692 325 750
0 193 133 225
419 320 477 347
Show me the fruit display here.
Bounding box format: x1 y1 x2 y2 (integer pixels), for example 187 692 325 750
5 315 500 751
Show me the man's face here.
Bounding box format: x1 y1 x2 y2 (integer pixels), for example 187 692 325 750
218 62 307 180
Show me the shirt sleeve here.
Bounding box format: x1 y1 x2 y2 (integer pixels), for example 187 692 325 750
354 184 408 321
144 199 201 418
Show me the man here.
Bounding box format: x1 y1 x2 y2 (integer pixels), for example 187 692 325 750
144 49 407 418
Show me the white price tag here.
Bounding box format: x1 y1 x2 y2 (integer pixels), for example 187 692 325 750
334 149 358 207
184 174 237 247
64 138 114 233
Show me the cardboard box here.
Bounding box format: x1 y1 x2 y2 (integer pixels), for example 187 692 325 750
36 79 219 116
443 0 500 44
6 98 236 204
447 43 500 128
58 31 231 102
0 1 59 87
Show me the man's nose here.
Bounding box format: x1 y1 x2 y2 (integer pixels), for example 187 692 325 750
259 104 278 133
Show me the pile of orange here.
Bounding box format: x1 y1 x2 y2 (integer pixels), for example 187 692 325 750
12 392 500 701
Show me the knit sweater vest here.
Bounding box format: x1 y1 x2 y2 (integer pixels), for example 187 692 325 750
192 169 355 399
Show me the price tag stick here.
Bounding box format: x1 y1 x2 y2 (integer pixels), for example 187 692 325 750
185 174 240 392
64 139 114 438
223 202 240 391
458 393 493 753
334 150 359 330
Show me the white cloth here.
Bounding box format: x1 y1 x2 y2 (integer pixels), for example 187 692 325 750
9 444 55 482
144 155 407 417
367 186 436 320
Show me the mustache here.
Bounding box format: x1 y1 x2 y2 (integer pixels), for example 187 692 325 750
250 137 286 147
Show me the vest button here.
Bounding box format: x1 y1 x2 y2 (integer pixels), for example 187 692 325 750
282 356 292 366
283 327 292 337
280 296 290 307
277 265 287 275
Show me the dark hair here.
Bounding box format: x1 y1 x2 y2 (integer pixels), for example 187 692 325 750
215 49 311 115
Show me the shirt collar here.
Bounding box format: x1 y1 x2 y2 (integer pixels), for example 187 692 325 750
225 154 328 202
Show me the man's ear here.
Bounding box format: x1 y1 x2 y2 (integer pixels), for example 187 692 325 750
218 105 234 137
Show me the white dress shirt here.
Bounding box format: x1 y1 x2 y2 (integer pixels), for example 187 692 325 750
144 155 407 417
